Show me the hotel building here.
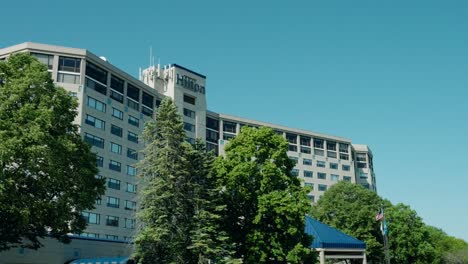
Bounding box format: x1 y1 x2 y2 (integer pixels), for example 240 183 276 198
0 42 377 244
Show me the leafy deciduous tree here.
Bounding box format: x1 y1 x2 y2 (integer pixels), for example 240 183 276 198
310 181 384 263
0 53 105 251
386 203 436 264
213 127 315 263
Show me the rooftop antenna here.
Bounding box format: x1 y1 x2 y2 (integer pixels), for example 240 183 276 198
157 58 161 77
149 46 152 68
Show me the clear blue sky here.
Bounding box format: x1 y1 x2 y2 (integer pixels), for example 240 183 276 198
2 0 467 240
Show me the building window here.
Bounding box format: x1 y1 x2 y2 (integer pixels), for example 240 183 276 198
288 144 298 152
327 151 337 159
286 133 297 144
110 75 124 103
303 158 312 166
128 115 139 127
86 77 107 95
305 183 314 190
223 121 236 133
127 98 139 111
126 165 137 176
317 172 326 180
314 149 324 156
291 169 299 176
85 114 105 130
84 133 104 148
126 183 137 193
304 170 313 178
124 218 135 229
314 138 324 149
326 141 336 151
206 142 218 154
360 173 368 179
109 160 121 172
184 94 196 105
206 129 218 143
82 212 100 224
142 91 154 109
340 153 349 160
356 153 367 162
289 156 298 164
59 56 81 73
125 200 137 211
107 178 121 190
86 62 108 85
57 73 80 84
106 215 119 227
111 124 123 137
107 196 120 208
300 146 311 154
357 162 367 168
96 156 104 167
343 176 352 182
31 53 53 70
223 133 235 140
87 96 106 112
339 143 349 153
206 117 219 130
331 174 339 181
184 122 195 132
105 235 118 240
110 142 122 155
183 108 196 119
128 131 139 143
80 232 99 239
342 165 350 171
307 194 315 202
127 148 138 160
329 163 338 170
300 136 311 146
112 108 123 120
318 184 327 191
316 161 326 168
125 84 139 104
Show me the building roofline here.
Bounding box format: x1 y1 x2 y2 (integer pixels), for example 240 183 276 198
215 112 352 143
352 144 373 154
171 63 206 79
0 42 158 95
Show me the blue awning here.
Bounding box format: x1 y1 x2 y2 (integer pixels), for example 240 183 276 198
305 216 366 249
68 257 129 264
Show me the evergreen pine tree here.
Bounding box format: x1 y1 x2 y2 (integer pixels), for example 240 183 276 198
134 98 190 263
134 98 234 263
187 140 235 263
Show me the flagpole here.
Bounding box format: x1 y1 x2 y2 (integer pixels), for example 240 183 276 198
382 210 390 264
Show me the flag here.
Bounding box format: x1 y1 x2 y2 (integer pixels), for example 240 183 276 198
381 219 388 235
375 208 384 221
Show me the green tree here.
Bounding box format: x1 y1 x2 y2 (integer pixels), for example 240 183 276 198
213 127 315 263
134 98 233 263
424 225 468 264
0 53 105 251
385 203 436 264
187 140 235 263
310 181 385 263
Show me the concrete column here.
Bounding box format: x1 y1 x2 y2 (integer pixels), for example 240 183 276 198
319 250 325 264
363 252 367 264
